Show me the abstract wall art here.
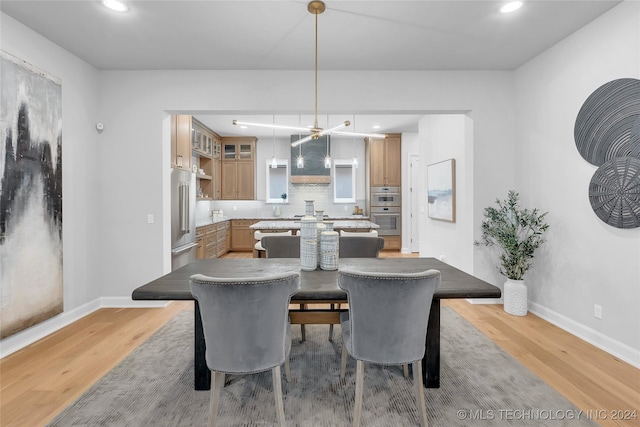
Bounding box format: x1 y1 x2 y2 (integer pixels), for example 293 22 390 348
427 158 456 222
575 78 640 229
1 51 63 339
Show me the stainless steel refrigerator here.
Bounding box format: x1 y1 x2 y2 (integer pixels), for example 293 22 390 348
171 168 197 270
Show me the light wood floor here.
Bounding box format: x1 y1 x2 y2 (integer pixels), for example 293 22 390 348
1 252 638 427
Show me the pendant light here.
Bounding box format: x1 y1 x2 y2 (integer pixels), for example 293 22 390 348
352 114 359 168
296 116 305 168
270 115 278 168
232 1 352 146
324 116 331 168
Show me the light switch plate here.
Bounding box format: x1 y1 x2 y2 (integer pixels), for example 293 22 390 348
147 214 154 224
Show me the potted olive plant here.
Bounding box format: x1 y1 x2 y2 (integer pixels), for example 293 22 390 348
475 190 549 316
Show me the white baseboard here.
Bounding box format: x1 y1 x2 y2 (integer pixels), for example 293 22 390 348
100 297 169 309
0 297 170 358
529 301 640 369
466 298 503 304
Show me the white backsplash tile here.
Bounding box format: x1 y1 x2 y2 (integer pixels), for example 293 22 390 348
202 184 366 218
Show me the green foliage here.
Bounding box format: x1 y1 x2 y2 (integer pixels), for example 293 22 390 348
475 190 549 280
281 193 287 200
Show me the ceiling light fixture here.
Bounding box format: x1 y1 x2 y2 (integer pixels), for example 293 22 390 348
102 0 129 12
352 115 359 168
296 116 305 168
270 115 278 169
324 117 332 168
232 1 378 146
500 1 522 13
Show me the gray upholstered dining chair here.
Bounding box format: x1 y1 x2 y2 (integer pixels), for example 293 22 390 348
261 235 306 341
253 230 292 258
190 271 300 427
338 236 385 258
339 230 378 237
326 235 385 341
261 235 301 258
338 268 440 427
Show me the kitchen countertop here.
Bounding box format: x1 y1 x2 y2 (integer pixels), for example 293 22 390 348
195 217 230 228
196 215 370 228
250 219 379 230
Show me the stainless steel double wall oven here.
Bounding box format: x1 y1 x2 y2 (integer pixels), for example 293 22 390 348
370 186 401 236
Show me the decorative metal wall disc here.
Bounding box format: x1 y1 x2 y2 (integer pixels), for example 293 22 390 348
589 156 640 229
575 78 640 166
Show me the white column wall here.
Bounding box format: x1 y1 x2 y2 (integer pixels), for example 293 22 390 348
514 1 640 363
419 115 477 274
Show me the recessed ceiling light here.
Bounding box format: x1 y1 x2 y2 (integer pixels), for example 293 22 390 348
102 0 128 12
372 125 381 129
500 1 522 13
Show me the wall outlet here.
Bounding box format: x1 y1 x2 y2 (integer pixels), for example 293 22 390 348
594 304 602 319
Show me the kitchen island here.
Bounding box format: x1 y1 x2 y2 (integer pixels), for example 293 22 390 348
250 219 379 232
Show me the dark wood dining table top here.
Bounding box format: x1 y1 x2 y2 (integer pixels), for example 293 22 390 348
132 257 500 302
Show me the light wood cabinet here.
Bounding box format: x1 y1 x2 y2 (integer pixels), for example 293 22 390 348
191 119 213 157
221 137 256 200
381 235 401 251
231 219 256 251
215 221 229 257
195 226 206 259
171 115 192 171
368 134 401 187
212 135 222 200
196 221 230 259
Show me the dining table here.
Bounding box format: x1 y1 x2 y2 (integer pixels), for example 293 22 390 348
132 257 500 390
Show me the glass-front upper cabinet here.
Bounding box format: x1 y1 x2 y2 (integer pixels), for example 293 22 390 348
222 138 255 161
223 142 236 160
266 159 289 203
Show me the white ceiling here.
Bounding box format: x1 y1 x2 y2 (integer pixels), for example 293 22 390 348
1 0 621 136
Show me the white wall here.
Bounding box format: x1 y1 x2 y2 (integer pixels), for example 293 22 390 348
514 1 640 364
401 132 419 253
0 13 100 310
3 2 637 365
419 115 476 273
95 70 514 301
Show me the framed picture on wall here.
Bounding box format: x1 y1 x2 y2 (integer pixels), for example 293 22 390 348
427 158 456 222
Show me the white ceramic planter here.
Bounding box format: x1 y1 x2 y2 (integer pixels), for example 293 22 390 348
504 279 527 316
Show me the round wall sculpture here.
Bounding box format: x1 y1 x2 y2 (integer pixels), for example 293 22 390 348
575 78 640 229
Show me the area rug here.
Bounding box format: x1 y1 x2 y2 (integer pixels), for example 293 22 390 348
48 308 596 426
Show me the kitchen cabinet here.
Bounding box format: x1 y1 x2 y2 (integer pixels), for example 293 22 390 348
195 226 206 259
171 115 192 171
212 134 222 200
381 235 401 251
215 221 229 257
231 219 256 251
196 221 230 258
221 136 256 200
368 134 401 187
191 119 223 200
